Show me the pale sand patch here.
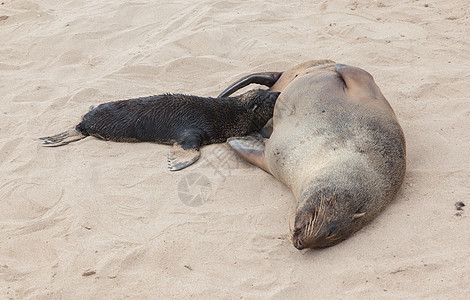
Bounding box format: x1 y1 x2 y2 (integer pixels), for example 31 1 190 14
1 0 469 298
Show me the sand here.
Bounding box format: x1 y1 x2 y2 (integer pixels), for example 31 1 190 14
1 0 469 298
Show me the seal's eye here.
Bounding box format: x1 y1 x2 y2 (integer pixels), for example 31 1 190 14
326 224 338 237
296 239 305 250
293 226 302 234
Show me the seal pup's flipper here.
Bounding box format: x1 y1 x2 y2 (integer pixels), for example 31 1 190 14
218 72 283 98
39 128 86 147
259 119 273 138
227 136 269 173
168 143 201 171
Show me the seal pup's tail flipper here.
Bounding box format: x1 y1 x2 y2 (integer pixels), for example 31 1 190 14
168 143 201 171
227 136 269 173
39 128 86 147
218 72 283 98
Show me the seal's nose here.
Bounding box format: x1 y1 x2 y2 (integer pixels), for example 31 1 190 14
295 239 305 250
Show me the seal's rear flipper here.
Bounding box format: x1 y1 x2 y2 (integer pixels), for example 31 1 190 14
227 136 269 173
40 128 86 147
168 144 201 171
218 72 283 98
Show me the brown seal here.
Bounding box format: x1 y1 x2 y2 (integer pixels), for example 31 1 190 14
40 89 280 171
223 60 406 249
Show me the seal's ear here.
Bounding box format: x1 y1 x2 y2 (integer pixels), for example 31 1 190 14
352 212 365 220
335 64 385 101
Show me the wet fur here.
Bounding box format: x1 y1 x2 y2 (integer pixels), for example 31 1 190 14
41 89 279 149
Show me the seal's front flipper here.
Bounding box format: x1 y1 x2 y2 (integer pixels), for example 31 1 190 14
227 136 269 173
168 143 201 171
218 72 283 98
40 128 86 147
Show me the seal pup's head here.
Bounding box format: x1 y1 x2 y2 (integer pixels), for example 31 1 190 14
236 89 280 129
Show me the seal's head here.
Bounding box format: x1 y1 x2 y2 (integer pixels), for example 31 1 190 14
237 89 280 127
291 188 367 250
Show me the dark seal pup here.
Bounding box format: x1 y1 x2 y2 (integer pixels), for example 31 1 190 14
221 60 406 250
40 89 280 171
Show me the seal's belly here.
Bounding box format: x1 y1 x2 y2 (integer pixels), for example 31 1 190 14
265 120 336 192
266 104 379 197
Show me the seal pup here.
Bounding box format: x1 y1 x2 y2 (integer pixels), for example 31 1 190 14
40 89 280 171
224 61 406 249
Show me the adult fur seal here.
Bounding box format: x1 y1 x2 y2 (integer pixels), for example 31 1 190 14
40 89 280 171
223 60 406 249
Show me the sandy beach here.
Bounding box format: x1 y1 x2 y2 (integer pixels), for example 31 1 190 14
1 0 469 298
